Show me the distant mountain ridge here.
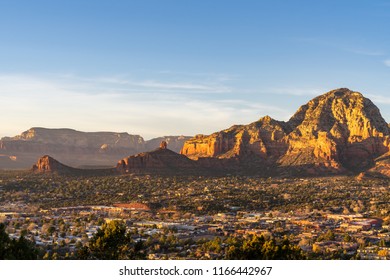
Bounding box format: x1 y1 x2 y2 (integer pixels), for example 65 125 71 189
0 127 191 169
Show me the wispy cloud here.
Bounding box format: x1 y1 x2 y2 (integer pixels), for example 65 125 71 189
384 60 390 67
129 80 231 93
49 74 233 95
157 70 238 82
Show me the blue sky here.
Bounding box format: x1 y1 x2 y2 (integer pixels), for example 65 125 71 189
1 0 390 139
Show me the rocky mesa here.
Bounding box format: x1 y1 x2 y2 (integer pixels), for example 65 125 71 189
0 128 144 169
0 128 190 169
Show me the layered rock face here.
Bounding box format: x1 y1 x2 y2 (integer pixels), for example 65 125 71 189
182 88 390 173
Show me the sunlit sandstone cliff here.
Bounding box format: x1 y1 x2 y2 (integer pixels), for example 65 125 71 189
181 88 390 173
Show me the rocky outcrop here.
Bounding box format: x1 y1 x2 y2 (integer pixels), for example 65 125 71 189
181 88 390 174
32 155 77 173
117 148 199 174
31 155 116 175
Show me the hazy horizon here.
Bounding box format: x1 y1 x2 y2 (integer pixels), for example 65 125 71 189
1 1 390 139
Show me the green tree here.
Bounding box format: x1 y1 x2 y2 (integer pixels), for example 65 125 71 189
77 220 145 260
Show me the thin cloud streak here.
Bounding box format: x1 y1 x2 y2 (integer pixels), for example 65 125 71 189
130 80 232 93
47 75 233 95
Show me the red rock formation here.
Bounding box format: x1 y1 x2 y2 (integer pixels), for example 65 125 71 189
181 88 390 174
32 155 75 173
281 88 389 171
